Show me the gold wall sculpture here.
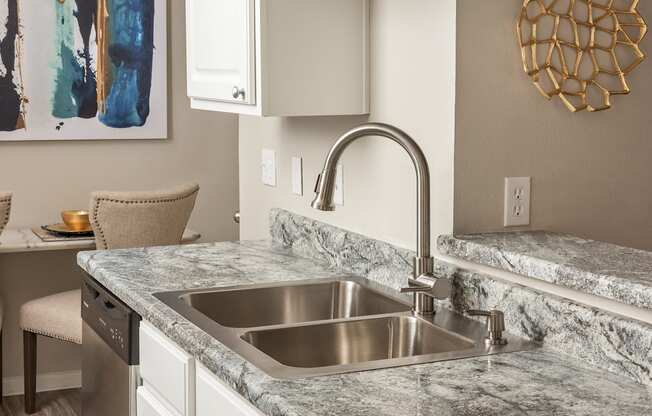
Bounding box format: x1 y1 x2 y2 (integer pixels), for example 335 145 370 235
517 0 647 112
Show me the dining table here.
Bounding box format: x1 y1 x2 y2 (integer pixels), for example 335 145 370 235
0 227 202 254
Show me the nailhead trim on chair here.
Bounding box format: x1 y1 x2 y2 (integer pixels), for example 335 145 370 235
0 195 12 237
21 327 82 345
91 187 199 250
0 195 12 232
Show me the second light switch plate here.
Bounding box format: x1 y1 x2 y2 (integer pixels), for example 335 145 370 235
262 149 277 187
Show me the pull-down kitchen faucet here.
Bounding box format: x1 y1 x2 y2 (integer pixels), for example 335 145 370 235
311 123 451 316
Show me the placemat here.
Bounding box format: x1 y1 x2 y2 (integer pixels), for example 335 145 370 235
32 227 95 243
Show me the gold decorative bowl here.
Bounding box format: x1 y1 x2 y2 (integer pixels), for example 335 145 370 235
61 210 91 232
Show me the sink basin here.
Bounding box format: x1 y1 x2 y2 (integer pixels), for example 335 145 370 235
177 280 410 328
242 316 475 368
155 278 536 379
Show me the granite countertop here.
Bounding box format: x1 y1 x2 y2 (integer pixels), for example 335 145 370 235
438 231 652 310
78 241 652 416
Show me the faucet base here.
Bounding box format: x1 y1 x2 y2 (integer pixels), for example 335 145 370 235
485 337 509 346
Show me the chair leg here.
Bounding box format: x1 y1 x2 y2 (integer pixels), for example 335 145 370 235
0 329 3 403
23 331 37 414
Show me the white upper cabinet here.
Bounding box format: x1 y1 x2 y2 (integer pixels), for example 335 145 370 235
186 0 370 116
186 0 256 105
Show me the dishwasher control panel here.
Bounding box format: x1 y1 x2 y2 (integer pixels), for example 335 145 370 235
82 274 140 365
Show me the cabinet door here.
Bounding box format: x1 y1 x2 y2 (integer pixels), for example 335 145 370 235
137 386 179 416
196 365 264 416
140 322 195 416
186 0 256 104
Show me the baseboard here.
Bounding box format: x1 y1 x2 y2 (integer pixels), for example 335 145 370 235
3 370 82 397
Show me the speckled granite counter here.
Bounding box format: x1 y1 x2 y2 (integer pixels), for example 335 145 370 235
78 240 652 416
438 232 652 310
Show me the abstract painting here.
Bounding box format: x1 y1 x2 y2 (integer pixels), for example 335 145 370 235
0 0 166 141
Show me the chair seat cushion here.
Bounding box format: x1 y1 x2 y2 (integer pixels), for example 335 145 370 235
19 289 82 344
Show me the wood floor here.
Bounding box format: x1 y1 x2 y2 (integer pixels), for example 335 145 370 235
0 390 80 416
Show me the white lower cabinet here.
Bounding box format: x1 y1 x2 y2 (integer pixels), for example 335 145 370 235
139 322 195 416
137 386 180 416
138 321 264 416
196 364 264 416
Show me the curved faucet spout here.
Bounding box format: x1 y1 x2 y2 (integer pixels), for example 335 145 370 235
312 122 452 315
312 123 451 315
311 123 438 288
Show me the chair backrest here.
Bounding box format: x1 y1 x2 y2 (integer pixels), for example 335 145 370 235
0 192 11 237
89 183 199 250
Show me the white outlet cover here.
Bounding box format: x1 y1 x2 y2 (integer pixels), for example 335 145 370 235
291 157 303 196
262 149 277 187
334 163 344 206
504 177 531 227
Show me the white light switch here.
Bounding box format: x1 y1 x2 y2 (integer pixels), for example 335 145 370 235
291 157 303 196
334 163 344 206
262 149 277 187
504 177 531 227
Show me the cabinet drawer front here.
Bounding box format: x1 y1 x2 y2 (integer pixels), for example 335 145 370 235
137 386 179 416
196 365 264 416
186 0 256 104
140 322 195 416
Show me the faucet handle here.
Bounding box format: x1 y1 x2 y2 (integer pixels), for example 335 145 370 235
400 275 451 316
400 286 432 294
467 308 508 346
400 275 451 299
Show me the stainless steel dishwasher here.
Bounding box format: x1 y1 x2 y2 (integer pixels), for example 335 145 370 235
82 274 140 416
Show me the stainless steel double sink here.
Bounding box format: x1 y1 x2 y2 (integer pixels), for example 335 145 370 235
155 278 535 379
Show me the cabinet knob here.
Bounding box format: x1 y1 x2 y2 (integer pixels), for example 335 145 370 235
233 211 241 224
232 86 246 100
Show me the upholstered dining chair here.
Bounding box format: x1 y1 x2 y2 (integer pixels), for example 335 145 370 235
0 192 12 403
19 183 199 413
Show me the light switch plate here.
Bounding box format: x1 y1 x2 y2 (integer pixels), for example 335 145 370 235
291 157 303 196
504 177 531 227
334 163 344 206
262 149 277 187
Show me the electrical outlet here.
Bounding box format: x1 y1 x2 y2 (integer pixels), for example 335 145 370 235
291 156 303 196
261 149 277 187
334 163 344 206
504 177 531 227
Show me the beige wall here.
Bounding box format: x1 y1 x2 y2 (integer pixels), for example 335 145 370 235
0 1 239 385
455 0 652 250
239 0 456 252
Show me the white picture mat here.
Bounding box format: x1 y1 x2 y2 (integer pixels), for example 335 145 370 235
0 0 167 141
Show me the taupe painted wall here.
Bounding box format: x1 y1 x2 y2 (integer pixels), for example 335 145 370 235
239 0 456 251
455 0 652 250
0 1 239 385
